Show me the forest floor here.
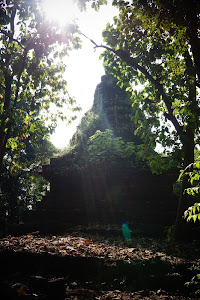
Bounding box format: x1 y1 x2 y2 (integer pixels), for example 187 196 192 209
0 224 200 299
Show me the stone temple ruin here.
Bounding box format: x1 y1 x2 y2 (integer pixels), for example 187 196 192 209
25 75 178 233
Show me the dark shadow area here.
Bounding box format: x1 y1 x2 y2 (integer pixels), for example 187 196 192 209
0 227 199 299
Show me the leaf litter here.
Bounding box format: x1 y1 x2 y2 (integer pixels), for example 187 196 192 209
0 225 200 299
0 231 199 265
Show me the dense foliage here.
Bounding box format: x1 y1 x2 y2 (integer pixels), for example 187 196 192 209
55 74 160 174
88 0 200 239
0 135 58 235
0 0 80 173
178 153 200 223
0 0 86 232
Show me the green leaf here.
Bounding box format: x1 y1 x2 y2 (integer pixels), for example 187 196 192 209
196 161 200 169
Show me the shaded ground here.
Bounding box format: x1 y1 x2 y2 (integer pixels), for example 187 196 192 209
0 224 199 299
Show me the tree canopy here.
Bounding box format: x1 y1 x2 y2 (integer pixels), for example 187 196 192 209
0 0 81 173
89 0 200 239
0 134 58 233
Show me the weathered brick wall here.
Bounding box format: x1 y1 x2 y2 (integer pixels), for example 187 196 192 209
25 165 178 228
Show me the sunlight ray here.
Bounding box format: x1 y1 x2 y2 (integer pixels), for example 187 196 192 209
42 0 78 25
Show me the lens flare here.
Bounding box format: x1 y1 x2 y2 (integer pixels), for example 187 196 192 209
122 222 131 242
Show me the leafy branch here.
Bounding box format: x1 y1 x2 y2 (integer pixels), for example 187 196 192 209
81 32 184 138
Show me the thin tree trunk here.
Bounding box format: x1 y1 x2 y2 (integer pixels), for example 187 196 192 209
185 0 200 85
0 131 7 174
0 124 12 174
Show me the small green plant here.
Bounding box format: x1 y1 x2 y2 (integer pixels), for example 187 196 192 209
185 261 200 296
164 225 174 240
179 156 200 223
179 155 200 295
184 203 200 223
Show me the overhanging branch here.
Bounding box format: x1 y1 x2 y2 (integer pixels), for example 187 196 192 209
13 48 29 109
0 29 25 49
82 33 184 137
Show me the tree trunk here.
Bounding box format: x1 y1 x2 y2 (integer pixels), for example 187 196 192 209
0 131 7 174
0 126 11 174
185 0 200 85
174 131 195 241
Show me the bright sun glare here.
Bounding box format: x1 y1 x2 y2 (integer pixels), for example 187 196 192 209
43 0 77 25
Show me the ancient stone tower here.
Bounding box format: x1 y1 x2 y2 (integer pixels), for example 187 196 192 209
24 75 177 232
